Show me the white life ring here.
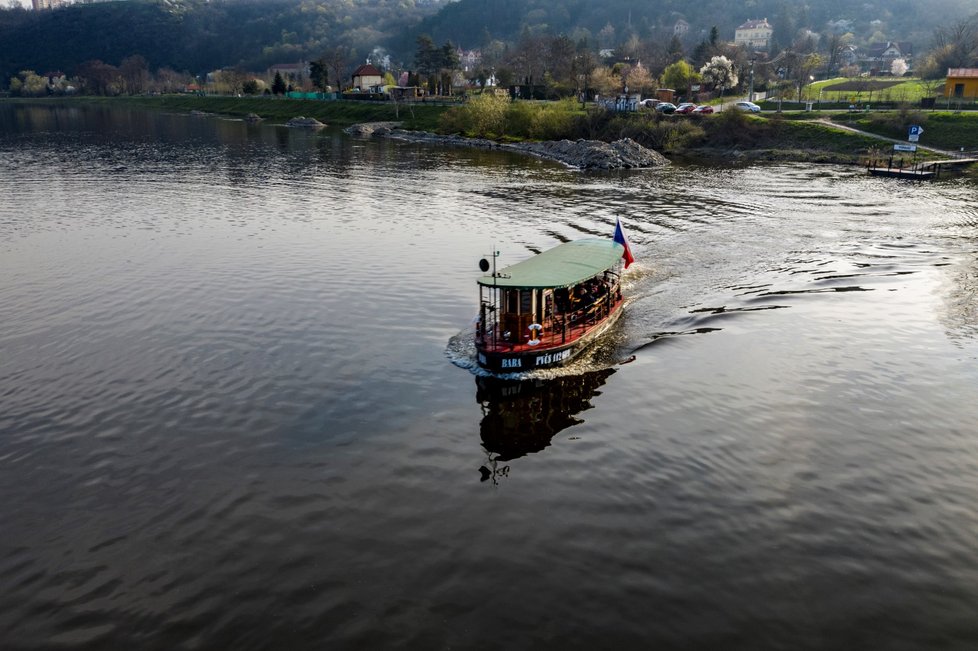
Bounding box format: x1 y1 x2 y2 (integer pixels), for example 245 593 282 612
527 323 542 346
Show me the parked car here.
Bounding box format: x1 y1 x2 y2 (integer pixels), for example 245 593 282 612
692 105 714 114
675 102 697 114
734 101 761 113
639 98 658 108
654 102 677 114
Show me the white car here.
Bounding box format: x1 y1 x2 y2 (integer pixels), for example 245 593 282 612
734 101 761 113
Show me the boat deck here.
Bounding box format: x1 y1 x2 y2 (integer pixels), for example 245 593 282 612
479 296 623 355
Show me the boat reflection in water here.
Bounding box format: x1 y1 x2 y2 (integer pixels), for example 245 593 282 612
475 368 615 482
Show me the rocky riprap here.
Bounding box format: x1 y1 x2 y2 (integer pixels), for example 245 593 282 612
345 123 669 170
507 138 669 169
344 122 401 137
287 116 326 128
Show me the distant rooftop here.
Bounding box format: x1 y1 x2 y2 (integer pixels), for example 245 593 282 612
352 64 382 77
737 19 771 30
947 68 978 78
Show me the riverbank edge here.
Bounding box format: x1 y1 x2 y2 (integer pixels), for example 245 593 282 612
346 123 670 170
3 95 905 166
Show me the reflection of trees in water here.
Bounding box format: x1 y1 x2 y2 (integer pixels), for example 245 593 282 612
941 251 978 344
476 368 615 482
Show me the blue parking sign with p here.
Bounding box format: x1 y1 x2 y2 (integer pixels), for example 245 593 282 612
908 125 922 142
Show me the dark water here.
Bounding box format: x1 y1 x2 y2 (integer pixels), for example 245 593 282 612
3 104 978 650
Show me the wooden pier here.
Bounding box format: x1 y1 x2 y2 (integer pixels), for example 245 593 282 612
868 157 978 181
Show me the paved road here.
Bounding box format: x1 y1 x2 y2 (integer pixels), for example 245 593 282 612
811 118 964 158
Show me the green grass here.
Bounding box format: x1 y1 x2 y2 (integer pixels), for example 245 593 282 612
721 114 898 159
2 95 449 130
831 111 978 150
802 77 936 103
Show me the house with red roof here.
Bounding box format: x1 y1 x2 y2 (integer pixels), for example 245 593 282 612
734 19 772 49
351 64 383 91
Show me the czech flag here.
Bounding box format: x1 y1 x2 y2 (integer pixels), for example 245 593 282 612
614 217 635 268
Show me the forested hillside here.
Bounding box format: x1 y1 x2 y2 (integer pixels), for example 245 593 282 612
0 0 445 81
408 0 976 52
1 0 976 86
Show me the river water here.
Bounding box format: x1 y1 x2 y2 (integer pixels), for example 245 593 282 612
2 104 978 650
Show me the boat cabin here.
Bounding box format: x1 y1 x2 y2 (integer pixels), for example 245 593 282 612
475 239 625 370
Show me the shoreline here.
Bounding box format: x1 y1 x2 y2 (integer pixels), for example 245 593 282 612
347 123 671 170
7 96 963 167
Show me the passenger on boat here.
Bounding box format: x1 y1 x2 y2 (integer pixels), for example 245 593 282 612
555 288 570 313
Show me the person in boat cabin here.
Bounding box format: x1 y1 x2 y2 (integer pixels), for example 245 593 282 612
555 288 570 313
574 284 591 305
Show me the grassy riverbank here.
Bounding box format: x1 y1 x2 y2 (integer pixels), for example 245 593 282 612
10 94 972 164
437 95 899 163
829 111 978 151
3 95 449 131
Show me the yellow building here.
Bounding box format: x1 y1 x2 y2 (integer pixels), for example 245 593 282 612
944 68 978 98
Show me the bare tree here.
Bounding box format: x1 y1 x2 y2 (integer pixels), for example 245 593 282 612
156 67 187 94
326 46 353 93
930 17 978 70
119 55 149 95
546 35 576 89
572 45 597 105
218 68 249 95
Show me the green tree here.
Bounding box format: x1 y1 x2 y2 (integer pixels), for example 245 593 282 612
415 35 438 76
309 58 329 92
662 60 699 97
272 71 287 95
9 70 46 96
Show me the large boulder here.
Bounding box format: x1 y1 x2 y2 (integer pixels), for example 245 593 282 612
345 121 402 136
287 116 326 128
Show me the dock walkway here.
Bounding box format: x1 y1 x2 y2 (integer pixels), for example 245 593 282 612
868 157 978 180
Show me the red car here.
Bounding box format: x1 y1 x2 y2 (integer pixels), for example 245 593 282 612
675 102 697 114
692 105 714 114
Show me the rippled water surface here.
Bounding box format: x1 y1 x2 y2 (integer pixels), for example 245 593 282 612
3 104 978 650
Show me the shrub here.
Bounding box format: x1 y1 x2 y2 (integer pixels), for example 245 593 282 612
527 98 578 139
866 103 927 135
439 92 509 137
503 100 536 138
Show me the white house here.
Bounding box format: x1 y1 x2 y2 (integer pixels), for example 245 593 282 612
734 19 773 49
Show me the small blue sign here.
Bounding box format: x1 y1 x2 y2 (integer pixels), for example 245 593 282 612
909 125 922 136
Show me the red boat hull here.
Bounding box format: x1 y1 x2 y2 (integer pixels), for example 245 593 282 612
476 298 623 373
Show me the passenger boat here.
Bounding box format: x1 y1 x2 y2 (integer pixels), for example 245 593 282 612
475 220 634 373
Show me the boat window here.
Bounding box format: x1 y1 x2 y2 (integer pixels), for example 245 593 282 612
521 290 532 314
506 290 518 313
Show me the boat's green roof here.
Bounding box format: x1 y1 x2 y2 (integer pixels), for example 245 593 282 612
478 238 624 289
